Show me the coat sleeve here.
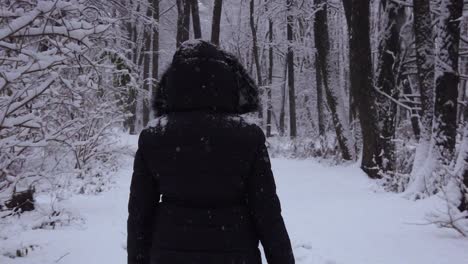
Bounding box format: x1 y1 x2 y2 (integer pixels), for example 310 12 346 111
246 128 295 264
127 132 159 264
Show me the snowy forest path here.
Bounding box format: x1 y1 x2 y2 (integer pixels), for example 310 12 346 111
275 159 468 264
3 136 468 264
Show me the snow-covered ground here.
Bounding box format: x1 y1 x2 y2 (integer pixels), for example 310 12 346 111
1 135 468 264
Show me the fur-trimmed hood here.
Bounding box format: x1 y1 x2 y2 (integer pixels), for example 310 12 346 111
152 40 260 116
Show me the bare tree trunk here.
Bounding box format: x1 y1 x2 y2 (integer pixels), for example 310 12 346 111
190 0 202 39
342 0 351 29
458 79 466 124
315 53 325 138
348 0 381 177
124 2 134 133
314 0 355 160
287 0 297 138
142 4 152 127
402 78 421 140
374 1 406 175
279 56 287 136
176 0 190 47
151 0 159 113
127 2 139 134
342 0 356 125
250 0 264 126
303 95 315 125
127 89 137 134
457 102 468 212
211 0 223 45
410 0 435 176
407 0 463 196
266 8 273 137
433 0 463 165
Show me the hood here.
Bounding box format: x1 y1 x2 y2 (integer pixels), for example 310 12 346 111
152 40 260 116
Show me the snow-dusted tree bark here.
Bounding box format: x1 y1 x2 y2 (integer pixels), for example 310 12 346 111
152 0 160 100
279 57 287 136
266 5 274 137
125 2 138 134
457 105 468 213
249 0 264 125
342 0 351 28
287 0 297 138
458 78 466 124
347 0 382 177
314 0 355 160
374 1 406 176
176 0 190 47
142 2 153 127
408 0 464 196
211 0 223 45
315 53 326 138
139 0 160 127
123 0 160 129
409 0 435 182
402 78 421 140
433 0 463 165
342 0 357 124
190 0 202 39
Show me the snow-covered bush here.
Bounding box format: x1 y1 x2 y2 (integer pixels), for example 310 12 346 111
267 135 343 163
0 0 131 212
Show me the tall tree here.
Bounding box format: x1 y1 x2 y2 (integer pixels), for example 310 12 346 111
412 0 435 174
408 0 463 195
211 0 223 45
315 53 326 139
126 1 140 134
402 78 421 140
266 2 274 137
347 0 382 177
142 3 153 126
250 0 264 126
176 0 190 47
408 0 435 191
342 0 351 28
457 102 468 213
287 0 297 138
190 0 202 39
152 0 159 100
433 0 463 165
279 57 287 136
314 0 355 160
374 1 406 175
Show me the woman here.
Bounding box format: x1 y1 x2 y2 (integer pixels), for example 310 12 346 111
127 40 294 264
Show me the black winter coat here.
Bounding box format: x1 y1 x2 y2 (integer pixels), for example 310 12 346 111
127 40 294 264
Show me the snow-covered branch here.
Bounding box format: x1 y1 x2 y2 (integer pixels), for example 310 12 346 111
0 0 129 207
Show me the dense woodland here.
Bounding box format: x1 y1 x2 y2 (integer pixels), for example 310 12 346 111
1 0 468 235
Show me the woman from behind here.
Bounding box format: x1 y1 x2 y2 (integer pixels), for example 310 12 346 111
127 40 294 264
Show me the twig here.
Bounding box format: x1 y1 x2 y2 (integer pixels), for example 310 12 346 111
55 252 70 263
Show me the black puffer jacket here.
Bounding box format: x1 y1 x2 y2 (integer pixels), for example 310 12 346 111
127 40 294 264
